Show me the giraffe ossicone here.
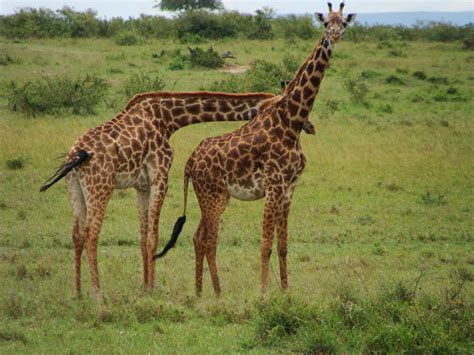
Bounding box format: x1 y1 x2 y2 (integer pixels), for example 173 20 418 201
155 3 357 296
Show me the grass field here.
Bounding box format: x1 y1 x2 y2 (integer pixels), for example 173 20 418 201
0 36 473 353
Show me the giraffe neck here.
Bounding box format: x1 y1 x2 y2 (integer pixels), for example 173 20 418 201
279 34 333 137
126 92 275 138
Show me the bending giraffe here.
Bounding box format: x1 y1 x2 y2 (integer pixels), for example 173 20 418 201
155 3 356 296
40 90 316 298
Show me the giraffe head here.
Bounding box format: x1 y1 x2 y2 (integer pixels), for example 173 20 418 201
315 2 356 42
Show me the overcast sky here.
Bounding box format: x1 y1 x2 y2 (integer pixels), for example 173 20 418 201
1 0 472 18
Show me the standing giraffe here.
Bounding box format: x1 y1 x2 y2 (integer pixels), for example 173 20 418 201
40 90 316 298
155 3 356 296
39 91 270 298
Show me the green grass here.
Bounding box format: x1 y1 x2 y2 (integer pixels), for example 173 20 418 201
0 36 473 353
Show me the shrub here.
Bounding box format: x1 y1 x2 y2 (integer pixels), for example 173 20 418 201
385 75 405 85
344 77 370 103
274 15 318 40
179 33 205 44
379 103 394 114
254 296 309 346
6 158 24 170
188 46 224 68
428 76 449 85
123 72 165 98
0 53 20 66
175 10 238 39
114 31 140 46
211 59 286 94
463 36 474 50
7 75 108 116
168 57 186 71
247 9 274 40
413 70 427 80
420 191 447 206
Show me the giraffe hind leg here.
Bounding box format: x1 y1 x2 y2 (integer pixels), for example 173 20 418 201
136 189 150 289
67 176 87 299
194 185 229 298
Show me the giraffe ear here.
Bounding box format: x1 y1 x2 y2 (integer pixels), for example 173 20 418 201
344 13 357 25
315 13 326 26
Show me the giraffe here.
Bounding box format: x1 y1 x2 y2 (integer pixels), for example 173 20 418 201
39 90 317 298
154 3 356 296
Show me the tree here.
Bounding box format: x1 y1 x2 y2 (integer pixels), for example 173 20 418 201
156 0 223 12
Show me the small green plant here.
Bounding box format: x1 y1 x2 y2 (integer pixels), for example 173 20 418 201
413 70 427 80
360 70 380 80
428 76 449 85
115 32 140 46
6 158 24 170
325 99 340 113
188 46 224 68
0 53 20 66
254 296 308 346
385 75 405 85
379 103 394 114
388 49 406 57
344 76 370 103
447 87 458 95
420 191 447 206
168 57 186 71
123 72 165 98
107 67 124 74
0 329 27 344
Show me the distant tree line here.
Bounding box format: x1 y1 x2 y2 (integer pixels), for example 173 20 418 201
0 7 472 43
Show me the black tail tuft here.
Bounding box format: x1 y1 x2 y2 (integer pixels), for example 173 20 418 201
40 150 91 192
153 216 186 260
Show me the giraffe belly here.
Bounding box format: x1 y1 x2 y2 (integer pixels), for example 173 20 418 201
227 178 265 201
116 169 149 189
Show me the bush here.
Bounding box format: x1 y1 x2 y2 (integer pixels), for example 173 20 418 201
274 15 318 40
344 76 370 103
210 59 287 94
7 75 108 116
386 75 406 85
254 296 308 346
413 70 427 80
175 10 238 39
123 72 165 98
115 31 140 46
6 158 24 170
0 53 20 66
247 9 274 40
188 46 224 68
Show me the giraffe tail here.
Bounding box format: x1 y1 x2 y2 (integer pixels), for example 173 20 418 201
153 157 193 260
39 150 91 192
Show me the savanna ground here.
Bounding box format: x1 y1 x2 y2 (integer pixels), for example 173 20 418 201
0 35 473 353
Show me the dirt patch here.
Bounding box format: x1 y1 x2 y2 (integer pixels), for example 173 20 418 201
220 65 249 74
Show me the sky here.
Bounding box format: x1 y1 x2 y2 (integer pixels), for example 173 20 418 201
1 0 473 18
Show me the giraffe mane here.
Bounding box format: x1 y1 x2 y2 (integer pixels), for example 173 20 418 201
124 91 275 111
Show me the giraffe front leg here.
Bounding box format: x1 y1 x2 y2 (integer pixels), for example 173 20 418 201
276 183 296 291
136 189 150 289
146 178 168 290
261 188 284 293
